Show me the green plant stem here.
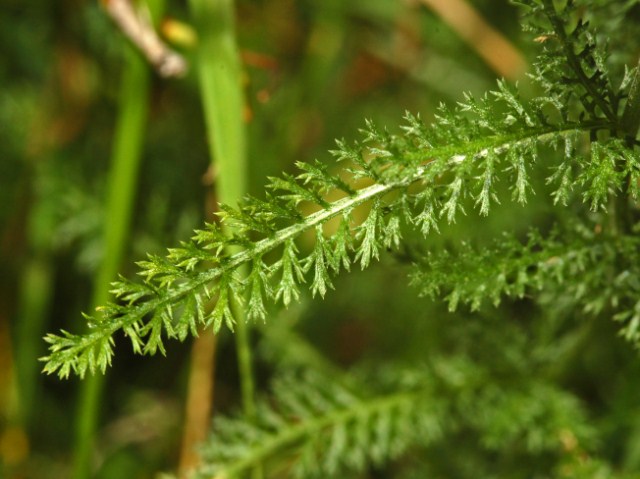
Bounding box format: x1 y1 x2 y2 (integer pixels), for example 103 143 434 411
13 186 56 429
15 261 52 421
188 0 257 431
72 1 162 476
188 2 260 477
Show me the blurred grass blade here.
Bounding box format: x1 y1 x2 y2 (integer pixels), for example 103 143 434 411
73 1 166 477
186 0 258 475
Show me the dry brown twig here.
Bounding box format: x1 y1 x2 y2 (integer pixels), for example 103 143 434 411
101 0 188 78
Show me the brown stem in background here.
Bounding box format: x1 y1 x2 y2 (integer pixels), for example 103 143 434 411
178 331 217 477
178 182 220 478
415 0 527 80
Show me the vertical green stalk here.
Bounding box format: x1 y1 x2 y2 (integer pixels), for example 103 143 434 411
72 1 163 477
188 0 256 422
13 191 55 430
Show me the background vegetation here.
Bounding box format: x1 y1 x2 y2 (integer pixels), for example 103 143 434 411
2 0 640 478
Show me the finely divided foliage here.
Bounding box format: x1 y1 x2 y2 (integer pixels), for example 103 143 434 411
410 228 640 320
194 372 444 479
195 364 591 479
43 0 640 476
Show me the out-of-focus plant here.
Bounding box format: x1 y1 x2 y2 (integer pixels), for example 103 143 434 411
29 0 640 477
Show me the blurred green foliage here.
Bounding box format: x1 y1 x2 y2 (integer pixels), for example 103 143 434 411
4 0 640 478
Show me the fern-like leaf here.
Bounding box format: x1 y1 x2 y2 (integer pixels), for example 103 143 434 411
195 372 443 479
42 0 632 377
